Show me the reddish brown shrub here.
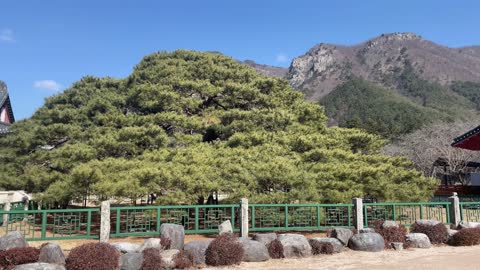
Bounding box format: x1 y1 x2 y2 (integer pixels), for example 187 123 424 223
451 228 480 246
267 239 284 259
140 248 163 270
373 220 408 249
309 240 334 255
160 236 171 250
173 250 193 269
410 223 448 244
66 242 119 270
0 247 40 268
205 233 244 266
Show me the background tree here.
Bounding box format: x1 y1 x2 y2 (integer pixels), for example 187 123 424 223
384 121 480 185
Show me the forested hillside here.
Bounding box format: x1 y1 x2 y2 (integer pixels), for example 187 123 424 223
0 51 436 206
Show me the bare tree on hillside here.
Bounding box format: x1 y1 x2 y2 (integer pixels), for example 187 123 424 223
383 121 480 185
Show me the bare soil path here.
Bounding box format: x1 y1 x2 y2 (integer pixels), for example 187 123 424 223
205 245 480 270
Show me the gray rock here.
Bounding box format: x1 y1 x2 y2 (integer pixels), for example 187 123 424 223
160 249 180 269
15 263 66 270
331 228 353 246
160 223 185 250
0 231 28 250
359 228 375 233
238 238 270 262
218 220 233 234
39 243 66 265
112 242 141 254
139 238 162 252
382 220 399 228
252 233 277 246
184 240 212 265
348 233 385 252
277 234 312 258
406 233 432 248
309 238 343 253
458 221 480 229
120 252 143 270
414 219 441 226
391 242 403 251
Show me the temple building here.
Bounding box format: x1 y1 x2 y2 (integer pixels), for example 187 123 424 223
452 125 480 151
0 80 15 134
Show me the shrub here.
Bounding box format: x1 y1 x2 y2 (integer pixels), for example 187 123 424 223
267 239 284 259
410 223 448 244
205 233 244 266
0 247 40 268
140 248 163 270
373 220 408 249
451 228 480 246
309 240 334 255
173 250 193 269
66 242 119 270
160 236 171 250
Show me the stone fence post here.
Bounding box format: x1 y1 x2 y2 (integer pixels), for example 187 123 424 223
2 201 11 227
448 192 461 228
100 201 110 243
240 198 248 238
352 198 364 230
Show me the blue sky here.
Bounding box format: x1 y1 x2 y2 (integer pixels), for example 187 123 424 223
1 0 479 120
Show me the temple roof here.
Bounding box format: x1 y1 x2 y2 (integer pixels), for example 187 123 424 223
452 125 480 151
0 81 15 134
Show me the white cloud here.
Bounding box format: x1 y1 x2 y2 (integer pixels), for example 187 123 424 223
34 80 63 91
275 53 288 63
0 29 15 43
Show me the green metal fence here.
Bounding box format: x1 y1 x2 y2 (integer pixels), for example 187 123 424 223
0 208 100 241
363 202 451 227
249 204 353 231
460 202 480 223
110 205 240 237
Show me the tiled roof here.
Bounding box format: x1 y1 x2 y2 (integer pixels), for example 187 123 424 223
0 81 7 108
452 125 480 151
0 122 10 134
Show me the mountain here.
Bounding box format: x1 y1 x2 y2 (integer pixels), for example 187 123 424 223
287 32 480 101
243 60 288 78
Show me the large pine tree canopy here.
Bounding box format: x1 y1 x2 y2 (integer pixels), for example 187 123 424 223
0 51 437 205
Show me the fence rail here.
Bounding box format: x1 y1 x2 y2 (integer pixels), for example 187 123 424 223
0 208 100 241
363 202 451 227
0 198 475 241
249 204 353 231
460 202 480 223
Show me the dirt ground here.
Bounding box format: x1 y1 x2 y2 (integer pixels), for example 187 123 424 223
204 245 480 270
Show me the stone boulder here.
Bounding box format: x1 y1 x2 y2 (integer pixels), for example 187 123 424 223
406 233 432 248
0 231 28 250
331 228 353 246
139 238 162 252
252 233 277 246
16 263 66 270
309 238 343 253
414 220 441 226
184 240 211 265
218 220 233 234
160 223 185 250
113 242 141 254
458 221 480 229
39 243 66 265
277 234 312 258
120 252 143 270
391 242 403 251
348 233 385 252
359 228 375 233
382 220 398 228
160 249 180 269
237 238 270 262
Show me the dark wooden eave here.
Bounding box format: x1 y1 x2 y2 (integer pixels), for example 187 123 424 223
452 125 480 151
